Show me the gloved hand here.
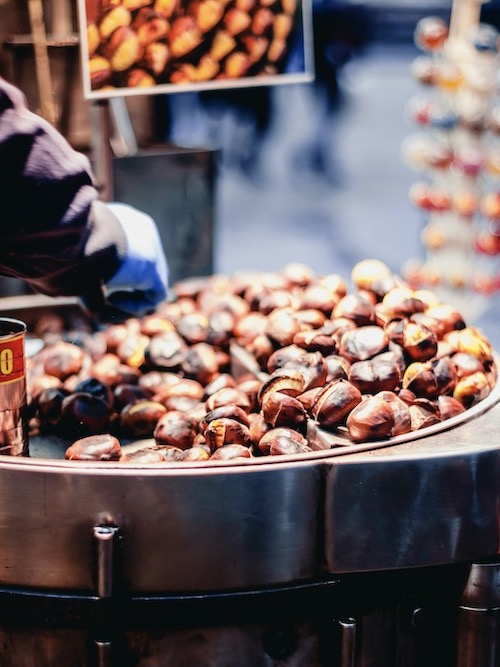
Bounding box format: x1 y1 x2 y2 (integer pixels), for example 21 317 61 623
102 203 169 318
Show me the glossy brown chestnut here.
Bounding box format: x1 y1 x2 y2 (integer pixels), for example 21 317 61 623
116 332 150 368
453 371 491 408
248 412 271 447
204 373 237 397
205 310 235 347
324 354 350 382
205 387 251 412
181 342 220 385
311 378 362 430
261 390 307 429
376 390 412 436
120 399 167 438
339 325 388 363
209 444 253 460
144 331 188 371
200 404 250 431
28 374 63 402
259 290 299 314
43 341 87 381
153 378 204 405
176 312 210 345
120 447 172 463
234 378 262 412
73 377 114 411
332 293 375 326
350 258 397 297
258 368 306 402
66 434 122 461
210 29 237 60
59 392 111 438
451 351 485 378
437 395 466 420
204 417 252 451
299 284 339 314
293 330 337 355
380 286 427 319
400 321 438 362
267 344 309 374
268 433 312 456
346 395 395 442
154 0 179 19
402 361 439 399
257 427 310 456
35 386 70 427
140 41 170 76
180 445 211 461
153 410 197 449
409 398 441 430
203 417 252 452
348 357 401 394
245 334 274 369
265 308 303 347
424 304 466 337
445 327 493 364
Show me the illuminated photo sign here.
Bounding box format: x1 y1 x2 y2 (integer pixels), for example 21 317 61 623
78 0 314 99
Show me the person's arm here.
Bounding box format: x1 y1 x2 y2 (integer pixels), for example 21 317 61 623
0 76 168 318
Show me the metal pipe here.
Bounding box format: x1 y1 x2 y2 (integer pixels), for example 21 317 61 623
93 525 119 599
456 559 500 667
339 617 357 667
95 639 113 667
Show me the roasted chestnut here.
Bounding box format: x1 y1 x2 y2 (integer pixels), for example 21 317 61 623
59 392 112 437
144 331 188 371
257 427 310 456
311 379 362 430
66 434 122 461
203 417 252 451
209 444 253 460
409 398 441 430
35 386 71 427
200 404 250 431
43 341 87 381
339 326 388 363
348 357 401 394
346 395 395 442
120 399 167 438
154 410 197 449
260 390 307 430
205 386 251 412
332 293 375 326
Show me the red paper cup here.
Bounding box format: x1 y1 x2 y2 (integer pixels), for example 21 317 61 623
0 318 28 456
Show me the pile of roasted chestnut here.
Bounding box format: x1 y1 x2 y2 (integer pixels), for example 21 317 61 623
26 259 498 464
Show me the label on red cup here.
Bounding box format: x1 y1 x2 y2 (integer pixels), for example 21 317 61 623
0 333 25 384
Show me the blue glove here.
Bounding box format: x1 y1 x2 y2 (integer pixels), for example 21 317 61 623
104 203 169 318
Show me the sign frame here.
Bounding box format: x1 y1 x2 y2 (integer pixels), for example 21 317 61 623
77 0 315 99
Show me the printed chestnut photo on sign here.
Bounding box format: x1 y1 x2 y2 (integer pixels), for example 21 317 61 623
77 0 314 98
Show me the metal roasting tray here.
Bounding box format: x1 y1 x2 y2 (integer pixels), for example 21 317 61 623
0 294 499 594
